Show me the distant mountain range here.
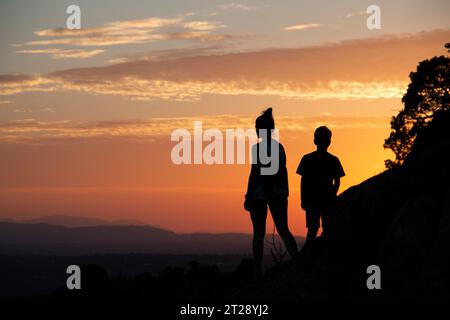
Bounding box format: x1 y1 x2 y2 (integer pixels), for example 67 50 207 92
5 214 146 228
0 215 304 255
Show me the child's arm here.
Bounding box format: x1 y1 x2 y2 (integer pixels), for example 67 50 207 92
300 176 306 209
333 177 341 195
333 158 345 195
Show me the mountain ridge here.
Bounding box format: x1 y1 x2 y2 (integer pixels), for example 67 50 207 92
0 221 304 255
3 214 147 228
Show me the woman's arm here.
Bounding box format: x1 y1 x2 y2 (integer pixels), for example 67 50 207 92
244 163 258 211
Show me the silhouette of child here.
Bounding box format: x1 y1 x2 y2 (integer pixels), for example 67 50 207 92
244 108 298 278
296 126 345 242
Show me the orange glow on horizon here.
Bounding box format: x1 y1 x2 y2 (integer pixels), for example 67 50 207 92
0 121 392 237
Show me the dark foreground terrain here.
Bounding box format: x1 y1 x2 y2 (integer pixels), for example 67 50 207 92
0 253 255 299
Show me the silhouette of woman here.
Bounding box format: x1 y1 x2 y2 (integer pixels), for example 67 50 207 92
244 108 298 277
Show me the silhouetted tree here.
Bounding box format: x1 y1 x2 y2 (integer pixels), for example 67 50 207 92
384 53 450 168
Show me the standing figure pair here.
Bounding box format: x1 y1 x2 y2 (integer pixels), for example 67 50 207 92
244 108 344 276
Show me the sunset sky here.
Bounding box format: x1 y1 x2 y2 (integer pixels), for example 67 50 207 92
0 0 449 236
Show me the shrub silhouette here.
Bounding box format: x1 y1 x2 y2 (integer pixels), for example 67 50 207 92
384 53 450 168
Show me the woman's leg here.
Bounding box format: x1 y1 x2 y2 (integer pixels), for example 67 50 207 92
269 198 298 258
250 200 268 277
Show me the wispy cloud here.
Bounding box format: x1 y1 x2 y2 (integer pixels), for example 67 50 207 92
283 23 322 31
183 21 225 31
343 11 366 18
34 16 182 37
107 45 226 64
41 107 55 113
0 115 390 144
13 108 33 114
17 15 232 48
16 48 105 59
0 75 407 102
1 30 448 102
0 75 55 95
218 3 263 11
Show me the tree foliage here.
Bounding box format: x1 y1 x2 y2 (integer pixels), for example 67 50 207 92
384 55 450 169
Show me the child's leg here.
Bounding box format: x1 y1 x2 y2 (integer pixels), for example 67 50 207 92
306 208 320 241
320 204 335 240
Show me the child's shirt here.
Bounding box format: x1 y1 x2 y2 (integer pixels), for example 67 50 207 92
296 151 345 208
